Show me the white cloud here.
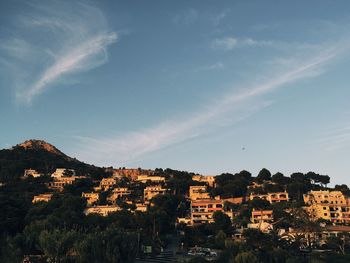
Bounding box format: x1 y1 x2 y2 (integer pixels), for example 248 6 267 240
17 32 117 103
194 62 224 72
213 36 274 50
0 1 118 104
75 41 348 166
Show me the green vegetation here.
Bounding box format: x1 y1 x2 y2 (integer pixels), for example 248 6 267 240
0 141 350 262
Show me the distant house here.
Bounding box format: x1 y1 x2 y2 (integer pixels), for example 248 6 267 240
250 209 274 224
48 175 86 191
24 169 41 178
51 168 76 178
135 203 148 212
32 193 53 203
223 197 245 205
144 185 168 202
176 217 192 225
192 175 216 187
82 192 99 206
84 205 121 216
280 225 350 248
113 168 154 180
100 178 117 190
107 187 132 203
136 175 165 184
248 191 289 204
189 185 210 200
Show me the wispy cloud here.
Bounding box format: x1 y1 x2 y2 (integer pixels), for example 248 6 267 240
317 125 350 151
194 62 224 72
213 36 274 50
173 8 199 25
0 1 117 104
212 9 230 26
75 41 349 166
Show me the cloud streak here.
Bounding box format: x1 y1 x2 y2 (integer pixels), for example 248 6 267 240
75 40 349 166
0 1 118 104
17 32 117 103
213 36 274 50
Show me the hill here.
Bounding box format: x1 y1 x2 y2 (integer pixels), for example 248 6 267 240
0 139 109 181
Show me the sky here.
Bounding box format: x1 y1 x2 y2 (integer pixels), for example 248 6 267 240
1 0 350 185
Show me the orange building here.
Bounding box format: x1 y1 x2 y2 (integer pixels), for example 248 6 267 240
191 199 223 224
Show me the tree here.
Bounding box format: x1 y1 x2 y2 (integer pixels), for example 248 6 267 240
214 230 227 249
257 168 271 181
232 251 258 263
39 229 78 263
75 227 137 263
213 211 232 234
326 233 350 255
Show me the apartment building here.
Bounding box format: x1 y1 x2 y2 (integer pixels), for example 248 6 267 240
144 186 168 202
190 199 223 225
303 190 350 223
248 191 289 203
189 185 210 200
251 209 274 224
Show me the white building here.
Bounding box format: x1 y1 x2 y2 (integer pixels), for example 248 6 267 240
24 169 41 178
51 168 76 178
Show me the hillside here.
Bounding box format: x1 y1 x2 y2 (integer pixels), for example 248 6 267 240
0 139 109 181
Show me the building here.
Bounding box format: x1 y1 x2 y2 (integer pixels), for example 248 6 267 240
303 190 350 223
100 178 117 190
24 169 41 178
144 186 168 202
48 176 85 191
32 193 53 203
107 187 132 203
82 192 99 206
222 197 244 205
248 222 273 233
248 191 289 204
192 175 216 187
51 168 75 178
135 203 148 212
280 225 350 248
84 205 121 216
113 168 154 180
190 199 224 225
136 175 165 184
176 217 192 225
189 185 210 200
251 209 274 224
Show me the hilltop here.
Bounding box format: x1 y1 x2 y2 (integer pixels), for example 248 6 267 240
0 139 109 181
15 139 68 157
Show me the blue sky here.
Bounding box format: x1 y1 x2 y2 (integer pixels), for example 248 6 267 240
1 0 350 184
